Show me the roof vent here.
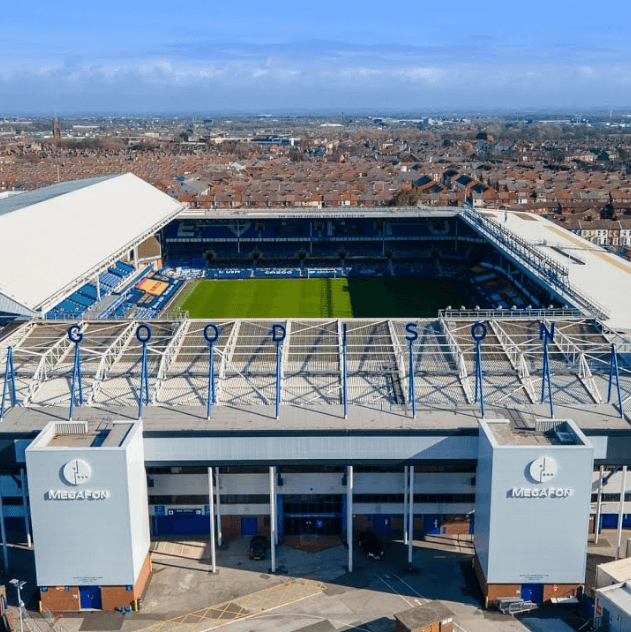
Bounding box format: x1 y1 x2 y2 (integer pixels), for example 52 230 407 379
554 428 575 445
54 421 89 435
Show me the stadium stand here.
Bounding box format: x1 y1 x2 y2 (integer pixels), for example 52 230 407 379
46 260 137 320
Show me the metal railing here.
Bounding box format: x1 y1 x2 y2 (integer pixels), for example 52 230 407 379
460 207 610 320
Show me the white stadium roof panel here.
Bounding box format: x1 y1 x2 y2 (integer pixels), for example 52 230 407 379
473 210 631 333
0 173 183 314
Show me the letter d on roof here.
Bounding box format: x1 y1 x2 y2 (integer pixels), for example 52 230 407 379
272 324 286 343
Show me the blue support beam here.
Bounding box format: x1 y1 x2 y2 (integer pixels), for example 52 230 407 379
608 343 624 418
68 325 84 421
343 323 348 419
204 324 220 420
137 324 152 419
539 322 555 418
0 346 17 422
471 322 487 419
272 324 286 420
406 323 419 418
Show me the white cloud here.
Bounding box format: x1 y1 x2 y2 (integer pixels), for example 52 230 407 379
2 56 631 112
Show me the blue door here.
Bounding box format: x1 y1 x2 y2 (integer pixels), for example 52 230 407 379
521 584 543 603
373 515 392 537
601 514 618 529
423 514 441 535
277 495 284 538
79 586 102 610
241 517 258 535
469 514 475 534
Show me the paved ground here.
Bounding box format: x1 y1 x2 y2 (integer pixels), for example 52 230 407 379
4 528 628 632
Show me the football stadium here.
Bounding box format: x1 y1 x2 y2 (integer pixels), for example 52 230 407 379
2 173 631 611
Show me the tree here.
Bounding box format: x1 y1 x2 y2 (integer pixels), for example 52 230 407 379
390 188 421 207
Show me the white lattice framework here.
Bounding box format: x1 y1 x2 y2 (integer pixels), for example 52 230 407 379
1 315 631 414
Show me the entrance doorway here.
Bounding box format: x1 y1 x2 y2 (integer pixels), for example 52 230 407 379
79 585 102 610
284 516 342 536
282 494 344 536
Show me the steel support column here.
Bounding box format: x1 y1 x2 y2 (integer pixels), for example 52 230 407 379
595 466 604 545
0 493 8 572
270 466 276 573
215 467 222 547
347 465 353 573
20 469 31 548
617 466 627 558
408 465 414 566
403 465 409 545
208 467 216 573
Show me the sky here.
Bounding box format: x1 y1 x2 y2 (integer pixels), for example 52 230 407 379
1 0 629 114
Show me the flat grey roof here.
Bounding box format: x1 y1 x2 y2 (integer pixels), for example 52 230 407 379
44 421 132 448
0 176 116 218
1 401 627 436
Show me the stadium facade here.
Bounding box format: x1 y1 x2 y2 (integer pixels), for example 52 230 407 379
2 176 631 611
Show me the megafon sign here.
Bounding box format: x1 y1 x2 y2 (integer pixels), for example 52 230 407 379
46 459 110 501
511 456 573 498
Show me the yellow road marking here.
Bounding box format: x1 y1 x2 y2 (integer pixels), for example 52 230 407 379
140 578 326 632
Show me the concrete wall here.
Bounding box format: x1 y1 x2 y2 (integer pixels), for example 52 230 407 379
476 420 594 586
473 427 493 580
26 423 150 587
124 424 151 585
143 434 478 464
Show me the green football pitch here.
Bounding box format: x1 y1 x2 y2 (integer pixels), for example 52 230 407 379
171 277 466 319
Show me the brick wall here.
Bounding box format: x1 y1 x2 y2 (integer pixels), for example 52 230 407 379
40 586 80 612
472 555 520 606
101 586 134 612
220 515 242 538
440 515 470 535
542 583 582 602
219 514 270 537
133 552 152 599
353 515 372 535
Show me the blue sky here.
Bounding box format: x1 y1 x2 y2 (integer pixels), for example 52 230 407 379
1 0 629 113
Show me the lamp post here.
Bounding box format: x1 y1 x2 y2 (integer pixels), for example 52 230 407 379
9 579 25 632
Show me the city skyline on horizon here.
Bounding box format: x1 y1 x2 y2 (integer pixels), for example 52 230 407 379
2 0 630 114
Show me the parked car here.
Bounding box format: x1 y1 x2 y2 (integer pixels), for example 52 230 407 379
358 531 384 560
249 535 267 560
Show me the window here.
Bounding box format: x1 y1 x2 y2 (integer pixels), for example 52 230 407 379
354 493 475 504
149 494 270 505
283 495 343 515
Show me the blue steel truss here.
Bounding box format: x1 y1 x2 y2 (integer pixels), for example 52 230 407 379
608 343 624 418
540 322 555 418
0 347 17 421
272 324 286 420
471 323 487 418
137 324 152 418
204 323 219 419
68 325 84 421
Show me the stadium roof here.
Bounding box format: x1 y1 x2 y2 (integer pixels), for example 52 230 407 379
179 205 456 220
1 315 630 445
476 210 631 333
0 174 183 316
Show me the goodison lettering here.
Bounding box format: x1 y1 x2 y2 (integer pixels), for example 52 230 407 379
511 487 572 498
47 490 110 500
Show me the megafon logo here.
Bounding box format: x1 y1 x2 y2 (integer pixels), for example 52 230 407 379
62 459 92 486
529 456 558 483
47 459 109 501
510 456 570 499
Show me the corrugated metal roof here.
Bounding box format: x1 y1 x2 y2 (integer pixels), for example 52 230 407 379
0 173 183 312
0 175 117 218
